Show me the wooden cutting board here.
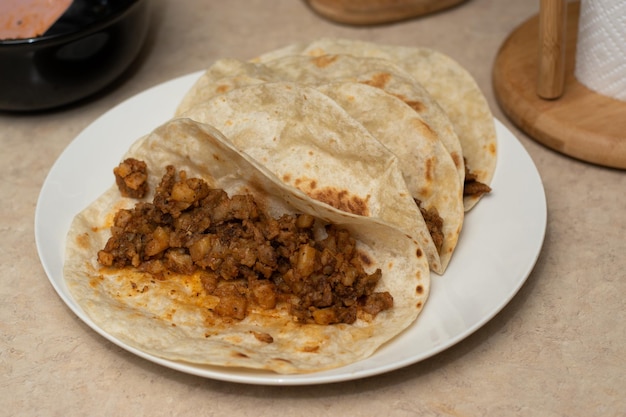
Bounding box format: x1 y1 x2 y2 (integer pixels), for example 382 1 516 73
493 1 626 169
307 0 469 25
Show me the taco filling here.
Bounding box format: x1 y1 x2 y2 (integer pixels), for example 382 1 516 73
99 159 392 325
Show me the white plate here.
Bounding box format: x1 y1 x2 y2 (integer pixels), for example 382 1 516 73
35 72 547 386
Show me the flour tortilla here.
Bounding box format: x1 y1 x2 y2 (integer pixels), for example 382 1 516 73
180 81 444 274
64 118 430 374
312 82 463 272
177 56 467 271
254 38 497 210
176 55 465 190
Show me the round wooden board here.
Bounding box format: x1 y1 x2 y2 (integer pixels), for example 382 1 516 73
306 0 468 25
492 1 626 169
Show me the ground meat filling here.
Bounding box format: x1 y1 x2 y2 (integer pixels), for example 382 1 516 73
463 159 492 198
98 161 392 325
414 199 444 255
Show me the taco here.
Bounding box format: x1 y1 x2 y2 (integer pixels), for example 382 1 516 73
177 57 466 272
64 118 430 374
254 38 497 210
314 82 463 273
180 81 447 274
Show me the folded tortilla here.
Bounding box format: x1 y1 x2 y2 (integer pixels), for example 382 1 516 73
64 118 430 374
177 57 466 272
253 38 497 211
180 81 447 274
177 55 465 189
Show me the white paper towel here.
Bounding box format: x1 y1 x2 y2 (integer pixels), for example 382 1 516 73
575 0 626 101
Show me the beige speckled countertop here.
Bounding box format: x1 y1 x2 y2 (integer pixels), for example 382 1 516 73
2 1 625 416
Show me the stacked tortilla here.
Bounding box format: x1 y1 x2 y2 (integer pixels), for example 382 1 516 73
64 39 497 374
177 38 497 275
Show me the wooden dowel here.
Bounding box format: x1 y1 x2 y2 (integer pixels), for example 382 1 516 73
537 0 567 99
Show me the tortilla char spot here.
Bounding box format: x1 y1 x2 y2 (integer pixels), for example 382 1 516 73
416 248 423 258
308 186 369 216
233 351 249 359
294 178 302 186
312 54 338 68
309 179 317 190
251 331 274 343
404 100 425 113
361 72 392 89
416 285 424 295
359 252 373 267
212 153 220 161
416 301 423 309
301 344 320 353
215 85 230 94
488 142 497 155
408 118 428 138
425 157 435 182
282 173 291 182
452 152 462 169
308 150 314 156
75 232 91 250
423 121 436 138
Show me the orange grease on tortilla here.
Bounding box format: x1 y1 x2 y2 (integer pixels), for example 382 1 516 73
75 232 90 249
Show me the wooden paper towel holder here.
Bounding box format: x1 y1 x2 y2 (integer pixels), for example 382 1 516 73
493 0 626 169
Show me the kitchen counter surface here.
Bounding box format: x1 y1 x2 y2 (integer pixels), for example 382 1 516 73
1 1 624 416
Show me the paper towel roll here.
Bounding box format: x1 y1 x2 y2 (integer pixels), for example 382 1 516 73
575 0 626 102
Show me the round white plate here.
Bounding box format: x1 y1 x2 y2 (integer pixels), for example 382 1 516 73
35 72 547 386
